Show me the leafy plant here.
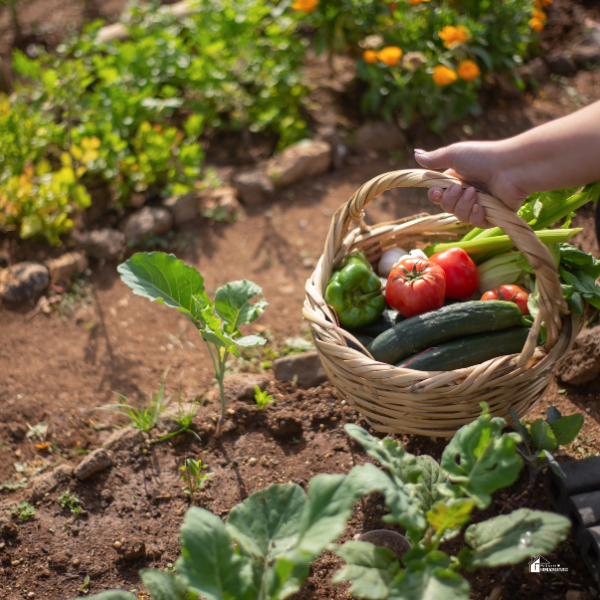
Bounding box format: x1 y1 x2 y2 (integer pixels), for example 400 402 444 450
117 252 268 436
11 501 35 522
254 385 274 410
59 490 82 518
97 367 172 432
180 458 212 505
510 406 584 489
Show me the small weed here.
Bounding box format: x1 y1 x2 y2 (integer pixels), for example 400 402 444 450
254 386 273 411
12 502 35 522
26 421 48 441
97 367 172 432
59 490 82 518
180 458 212 506
77 574 91 595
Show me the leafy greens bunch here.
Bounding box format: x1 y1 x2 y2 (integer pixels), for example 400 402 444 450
85 404 571 600
117 252 267 436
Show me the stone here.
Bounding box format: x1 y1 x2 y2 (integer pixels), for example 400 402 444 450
73 448 113 481
27 464 72 503
273 351 328 389
570 33 600 66
355 121 407 153
103 426 144 453
545 51 577 77
45 252 88 286
123 207 173 244
234 169 274 206
202 186 241 220
0 262 49 302
115 537 146 560
79 229 124 260
162 193 199 226
267 140 331 188
222 373 271 402
557 327 600 385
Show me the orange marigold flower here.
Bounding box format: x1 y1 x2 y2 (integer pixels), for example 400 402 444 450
457 59 480 81
377 46 403 66
529 17 544 32
432 65 457 86
532 9 546 19
438 25 470 49
535 0 552 6
407 0 431 5
292 0 319 13
363 49 378 64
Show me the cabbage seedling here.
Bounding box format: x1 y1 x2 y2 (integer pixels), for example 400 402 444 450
118 252 267 436
253 385 273 410
180 458 212 505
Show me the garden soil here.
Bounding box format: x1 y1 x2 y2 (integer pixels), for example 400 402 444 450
1 1 600 599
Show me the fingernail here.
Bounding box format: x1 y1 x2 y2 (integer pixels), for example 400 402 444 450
448 183 463 198
465 186 476 201
414 149 426 155
432 191 442 200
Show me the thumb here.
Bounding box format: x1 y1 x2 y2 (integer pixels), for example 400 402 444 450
414 146 456 170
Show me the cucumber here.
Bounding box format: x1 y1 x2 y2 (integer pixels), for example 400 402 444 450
369 300 524 365
346 334 374 355
348 309 403 338
397 327 531 371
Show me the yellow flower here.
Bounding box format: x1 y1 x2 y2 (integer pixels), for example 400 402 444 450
432 65 457 86
532 9 546 19
534 0 552 7
438 25 470 49
407 0 430 5
363 50 378 64
529 17 544 32
292 0 318 13
377 46 403 66
457 60 480 81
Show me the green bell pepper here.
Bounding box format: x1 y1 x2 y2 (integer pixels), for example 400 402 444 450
325 250 387 328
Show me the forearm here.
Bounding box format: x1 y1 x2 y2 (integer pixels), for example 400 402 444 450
497 100 600 196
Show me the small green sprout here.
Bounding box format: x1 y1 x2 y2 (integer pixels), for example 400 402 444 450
59 490 82 518
180 458 212 505
254 386 273 410
11 502 35 522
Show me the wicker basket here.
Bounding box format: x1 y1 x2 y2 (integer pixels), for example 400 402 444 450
303 169 580 437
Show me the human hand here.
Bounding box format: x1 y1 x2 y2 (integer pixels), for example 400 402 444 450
414 141 528 228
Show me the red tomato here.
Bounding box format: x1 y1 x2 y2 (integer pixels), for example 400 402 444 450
386 258 446 318
429 247 479 299
481 284 530 316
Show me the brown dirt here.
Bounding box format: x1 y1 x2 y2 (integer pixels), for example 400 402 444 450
1 1 600 599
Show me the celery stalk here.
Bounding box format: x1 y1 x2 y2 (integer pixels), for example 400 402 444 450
425 228 582 257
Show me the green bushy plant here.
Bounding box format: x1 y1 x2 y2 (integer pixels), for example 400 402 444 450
84 404 571 600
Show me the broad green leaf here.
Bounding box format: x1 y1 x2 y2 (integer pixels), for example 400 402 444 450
236 334 267 347
440 404 523 509
140 569 188 600
84 594 136 600
549 413 584 446
546 406 562 425
426 499 474 537
389 551 470 600
463 508 571 568
540 450 566 478
345 425 421 484
176 507 256 600
118 252 208 324
530 419 558 452
200 325 239 353
226 483 306 559
347 464 427 539
214 280 268 333
414 455 448 512
333 541 400 600
509 408 532 449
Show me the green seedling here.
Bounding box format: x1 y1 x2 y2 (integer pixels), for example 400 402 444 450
510 406 584 490
86 404 571 600
97 367 172 432
118 253 267 436
253 386 273 410
11 502 35 522
180 458 212 505
59 490 82 518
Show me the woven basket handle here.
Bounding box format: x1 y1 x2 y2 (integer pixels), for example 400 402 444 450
323 169 568 365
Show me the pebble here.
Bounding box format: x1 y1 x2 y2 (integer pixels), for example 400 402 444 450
248 457 258 466
123 206 173 245
78 228 124 260
267 139 331 188
0 262 49 302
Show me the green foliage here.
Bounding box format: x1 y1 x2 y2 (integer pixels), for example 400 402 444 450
510 406 584 481
305 0 540 131
11 501 35 522
97 367 172 432
59 490 82 518
180 458 212 504
254 385 274 410
118 252 267 435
